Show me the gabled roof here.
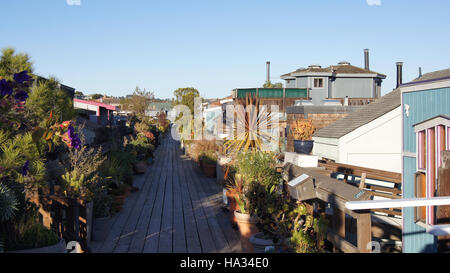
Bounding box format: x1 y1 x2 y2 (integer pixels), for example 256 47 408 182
313 89 401 139
281 63 386 79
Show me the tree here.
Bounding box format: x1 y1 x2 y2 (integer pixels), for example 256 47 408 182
0 48 33 81
26 77 75 126
263 80 283 88
120 86 155 119
91 94 103 100
173 87 200 115
74 91 84 97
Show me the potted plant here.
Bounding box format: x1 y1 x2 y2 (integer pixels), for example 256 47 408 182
290 119 316 154
232 179 260 253
92 190 113 242
289 202 328 253
249 194 299 253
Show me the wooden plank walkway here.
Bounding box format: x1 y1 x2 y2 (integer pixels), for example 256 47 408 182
91 135 241 253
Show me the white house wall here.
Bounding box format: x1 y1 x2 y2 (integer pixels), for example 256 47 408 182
339 106 402 172
312 137 339 161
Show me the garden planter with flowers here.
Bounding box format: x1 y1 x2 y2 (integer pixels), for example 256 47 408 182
290 119 316 154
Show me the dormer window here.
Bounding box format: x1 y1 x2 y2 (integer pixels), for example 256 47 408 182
414 115 450 225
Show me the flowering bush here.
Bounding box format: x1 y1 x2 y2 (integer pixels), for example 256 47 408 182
0 70 32 132
32 113 82 152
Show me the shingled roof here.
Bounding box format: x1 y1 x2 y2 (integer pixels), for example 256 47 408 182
313 89 401 139
410 68 450 83
281 63 386 78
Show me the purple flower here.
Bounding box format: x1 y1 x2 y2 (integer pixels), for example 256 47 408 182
0 79 13 96
13 71 32 84
67 125 82 149
21 160 30 177
14 90 29 102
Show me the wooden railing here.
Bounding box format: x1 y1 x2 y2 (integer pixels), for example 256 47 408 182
318 161 402 217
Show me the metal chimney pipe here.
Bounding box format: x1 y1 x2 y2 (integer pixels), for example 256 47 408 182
266 61 270 83
364 49 370 71
419 67 423 78
396 62 403 88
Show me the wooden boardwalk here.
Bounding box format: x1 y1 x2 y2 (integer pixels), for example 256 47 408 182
91 135 241 253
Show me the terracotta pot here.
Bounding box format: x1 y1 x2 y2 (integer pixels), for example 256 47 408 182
114 186 131 212
234 211 259 253
226 191 240 226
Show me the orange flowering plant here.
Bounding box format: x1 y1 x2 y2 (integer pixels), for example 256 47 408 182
290 119 316 141
32 111 81 151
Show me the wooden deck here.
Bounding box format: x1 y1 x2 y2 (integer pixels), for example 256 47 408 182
91 135 241 253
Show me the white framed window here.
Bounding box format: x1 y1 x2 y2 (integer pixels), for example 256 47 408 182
414 116 450 225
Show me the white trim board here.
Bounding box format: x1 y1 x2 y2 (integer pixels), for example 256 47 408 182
401 79 450 93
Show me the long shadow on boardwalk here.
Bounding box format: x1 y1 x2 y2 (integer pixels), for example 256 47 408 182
91 135 241 253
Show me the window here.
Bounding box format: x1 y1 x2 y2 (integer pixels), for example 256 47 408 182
313 78 324 88
414 116 450 225
415 172 427 223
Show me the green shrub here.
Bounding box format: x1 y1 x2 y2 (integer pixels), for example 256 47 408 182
0 202 59 251
199 152 217 165
101 151 135 186
129 135 154 160
93 190 113 218
236 151 280 189
20 223 59 250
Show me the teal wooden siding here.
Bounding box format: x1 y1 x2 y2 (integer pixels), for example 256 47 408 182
402 87 450 253
402 156 437 253
403 88 450 153
258 88 283 98
235 88 307 99
285 88 308 98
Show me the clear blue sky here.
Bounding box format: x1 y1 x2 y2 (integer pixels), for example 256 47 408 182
1 0 449 99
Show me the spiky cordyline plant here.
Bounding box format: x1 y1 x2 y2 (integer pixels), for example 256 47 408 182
223 94 279 157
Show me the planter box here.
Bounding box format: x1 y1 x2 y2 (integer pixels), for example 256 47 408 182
201 162 217 178
293 140 314 154
92 217 111 242
6 239 67 253
284 152 318 168
84 201 94 247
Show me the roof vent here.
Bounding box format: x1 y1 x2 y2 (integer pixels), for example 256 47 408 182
308 64 322 69
338 61 351 66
